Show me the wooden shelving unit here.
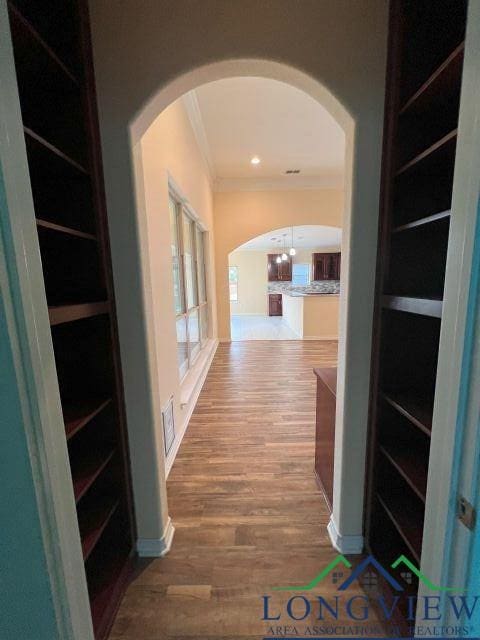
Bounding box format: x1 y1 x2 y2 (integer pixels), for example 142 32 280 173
49 302 110 326
381 390 432 436
7 2 135 638
365 0 467 623
382 295 443 318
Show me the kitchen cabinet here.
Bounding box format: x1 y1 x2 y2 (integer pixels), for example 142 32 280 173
267 254 292 281
312 252 341 281
314 367 337 511
268 294 283 316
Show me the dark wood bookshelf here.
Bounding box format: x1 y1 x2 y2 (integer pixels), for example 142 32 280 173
381 390 432 436
37 218 97 241
73 449 116 503
379 444 427 503
64 398 112 440
382 295 442 318
7 2 136 638
49 301 110 326
24 126 88 174
81 498 120 561
365 0 466 615
392 209 450 234
399 42 464 116
7 1 80 84
396 128 457 176
376 493 422 564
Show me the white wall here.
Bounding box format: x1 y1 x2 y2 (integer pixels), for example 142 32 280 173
89 0 389 552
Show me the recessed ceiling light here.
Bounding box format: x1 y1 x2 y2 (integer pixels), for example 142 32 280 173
251 156 261 165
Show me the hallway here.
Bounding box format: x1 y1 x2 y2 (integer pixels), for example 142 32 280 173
111 340 377 639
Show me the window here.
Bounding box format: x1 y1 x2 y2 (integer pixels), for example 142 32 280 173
169 197 185 315
229 266 238 301
292 263 310 286
169 193 209 379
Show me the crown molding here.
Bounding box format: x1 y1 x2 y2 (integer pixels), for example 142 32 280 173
214 174 344 192
182 90 216 185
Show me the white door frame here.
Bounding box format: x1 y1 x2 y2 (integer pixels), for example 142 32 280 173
0 2 94 637
419 0 480 616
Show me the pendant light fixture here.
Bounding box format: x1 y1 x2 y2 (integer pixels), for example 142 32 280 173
289 226 296 256
281 233 288 261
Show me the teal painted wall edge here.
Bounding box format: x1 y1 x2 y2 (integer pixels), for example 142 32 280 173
0 170 59 639
465 197 480 597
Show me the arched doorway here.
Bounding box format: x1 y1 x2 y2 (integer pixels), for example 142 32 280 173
93 50 386 562
228 225 342 341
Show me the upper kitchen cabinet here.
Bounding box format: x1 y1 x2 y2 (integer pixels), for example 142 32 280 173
267 254 292 281
312 252 341 281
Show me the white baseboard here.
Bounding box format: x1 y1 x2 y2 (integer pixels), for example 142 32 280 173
327 516 363 555
137 517 175 557
165 339 218 477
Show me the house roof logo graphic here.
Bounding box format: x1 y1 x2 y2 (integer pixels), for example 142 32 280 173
336 555 403 591
271 554 459 592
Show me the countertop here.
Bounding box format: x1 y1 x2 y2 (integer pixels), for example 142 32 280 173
313 367 337 395
280 291 340 298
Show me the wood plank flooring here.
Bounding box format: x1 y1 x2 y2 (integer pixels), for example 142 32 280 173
110 341 382 639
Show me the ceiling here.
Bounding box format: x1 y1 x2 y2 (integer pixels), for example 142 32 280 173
183 77 345 191
234 225 342 252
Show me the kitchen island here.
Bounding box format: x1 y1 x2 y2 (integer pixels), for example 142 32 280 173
282 291 339 340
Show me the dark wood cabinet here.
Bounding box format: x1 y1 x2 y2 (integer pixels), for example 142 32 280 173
365 0 466 626
267 254 292 281
312 252 340 281
7 3 136 638
268 293 283 316
314 367 337 512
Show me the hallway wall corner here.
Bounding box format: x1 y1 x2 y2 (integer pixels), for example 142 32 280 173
327 516 363 555
137 517 175 557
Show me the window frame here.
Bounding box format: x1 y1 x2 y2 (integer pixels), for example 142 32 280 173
169 189 209 380
292 263 311 286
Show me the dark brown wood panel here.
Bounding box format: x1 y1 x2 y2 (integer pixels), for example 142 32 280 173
364 0 466 625
7 2 136 638
312 252 341 281
313 367 337 511
267 253 292 281
268 293 283 316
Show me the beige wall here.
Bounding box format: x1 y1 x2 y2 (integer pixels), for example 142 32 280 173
142 98 217 402
217 189 343 338
89 0 388 548
129 97 217 540
282 294 339 339
303 295 340 339
228 245 342 317
228 251 267 315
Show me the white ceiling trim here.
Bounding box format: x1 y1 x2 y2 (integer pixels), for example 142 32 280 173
214 175 344 192
182 90 216 184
